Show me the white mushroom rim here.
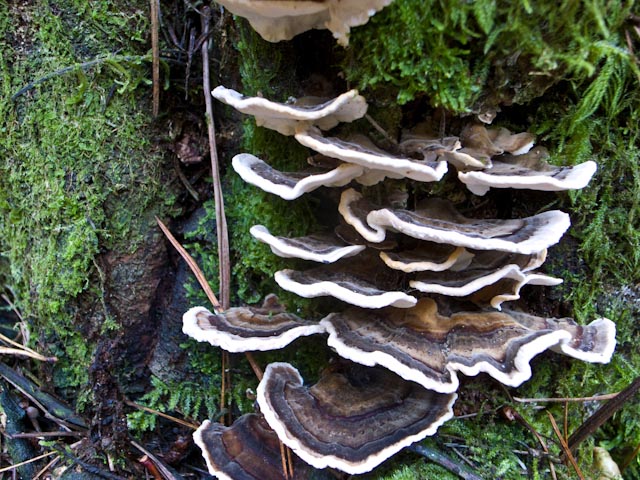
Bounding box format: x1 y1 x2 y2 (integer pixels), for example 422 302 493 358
256 362 457 475
182 306 325 353
295 127 449 182
232 153 364 200
320 315 616 394
274 269 418 309
212 86 367 135
250 225 366 263
458 160 598 196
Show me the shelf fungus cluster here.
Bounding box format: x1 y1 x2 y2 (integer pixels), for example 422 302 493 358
212 0 395 46
184 87 615 477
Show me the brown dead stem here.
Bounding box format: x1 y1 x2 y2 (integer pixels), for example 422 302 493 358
547 411 585 480
503 406 557 480
150 0 160 116
124 399 198 430
567 375 640 453
200 6 231 311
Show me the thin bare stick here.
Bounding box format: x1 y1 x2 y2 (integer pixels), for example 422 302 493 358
150 0 160 116
0 451 56 474
513 393 619 403
365 114 398 145
286 446 294 479
124 399 198 430
131 441 180 480
279 439 290 480
503 406 557 480
620 440 640 472
244 352 263 381
567 375 640 453
10 431 83 439
156 217 221 311
220 350 227 426
1 294 24 322
0 346 56 362
33 455 61 480
547 412 585 480
201 6 231 311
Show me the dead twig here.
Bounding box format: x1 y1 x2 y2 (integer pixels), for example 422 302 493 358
0 451 56 474
131 440 183 480
201 6 231 311
513 393 619 403
124 399 198 430
503 406 557 480
155 217 221 311
567 375 640 453
150 0 160 116
547 411 585 480
408 444 483 480
0 363 87 430
10 431 84 439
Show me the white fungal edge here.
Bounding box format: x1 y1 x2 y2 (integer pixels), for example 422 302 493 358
232 153 364 200
211 85 367 125
552 317 617 363
192 420 235 480
295 127 448 182
366 208 571 255
256 362 457 475
322 315 614 394
182 306 325 353
338 188 387 242
409 266 562 310
274 269 417 309
326 0 397 46
379 246 472 273
489 272 563 310
458 160 598 196
250 225 366 263
409 264 527 297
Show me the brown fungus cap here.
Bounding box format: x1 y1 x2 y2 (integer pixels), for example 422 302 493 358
256 361 456 474
182 295 324 352
320 298 616 393
194 413 315 479
212 86 367 135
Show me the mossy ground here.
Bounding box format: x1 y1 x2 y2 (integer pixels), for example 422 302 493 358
0 0 174 403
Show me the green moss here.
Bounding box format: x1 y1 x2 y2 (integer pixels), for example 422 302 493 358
224 25 320 308
344 0 633 112
0 1 173 396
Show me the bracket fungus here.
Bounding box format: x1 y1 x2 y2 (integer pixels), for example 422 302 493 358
458 150 598 196
194 413 314 479
379 243 474 273
186 86 616 477
295 127 449 182
274 266 417 309
232 153 364 200
250 225 365 263
320 298 616 393
257 361 456 474
182 294 324 352
212 86 367 135
213 0 395 46
338 188 570 253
